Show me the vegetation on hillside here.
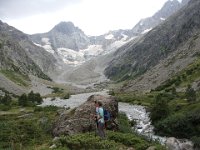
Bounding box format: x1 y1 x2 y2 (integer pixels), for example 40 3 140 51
0 70 30 86
112 57 200 149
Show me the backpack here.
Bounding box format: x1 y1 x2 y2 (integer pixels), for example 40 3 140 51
103 109 111 122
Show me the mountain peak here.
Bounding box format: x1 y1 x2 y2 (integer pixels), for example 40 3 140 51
51 21 81 35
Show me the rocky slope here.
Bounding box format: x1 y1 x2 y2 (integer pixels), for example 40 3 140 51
0 21 52 79
105 0 200 92
0 20 61 95
131 0 190 35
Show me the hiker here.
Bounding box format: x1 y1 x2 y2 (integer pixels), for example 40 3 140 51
94 100 99 128
96 101 106 139
92 101 106 138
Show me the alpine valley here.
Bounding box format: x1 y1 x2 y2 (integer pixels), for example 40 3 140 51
1 0 200 149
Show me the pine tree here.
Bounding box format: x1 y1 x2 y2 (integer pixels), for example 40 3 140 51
18 94 28 106
1 94 12 105
35 93 43 104
28 91 35 103
150 94 169 124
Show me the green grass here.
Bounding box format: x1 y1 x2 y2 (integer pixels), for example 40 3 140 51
44 86 71 99
0 106 58 150
0 70 30 87
114 92 157 106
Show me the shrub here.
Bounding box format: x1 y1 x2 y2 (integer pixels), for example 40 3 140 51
58 133 123 149
18 94 28 106
34 106 58 112
62 93 70 99
107 131 150 150
154 109 200 138
117 112 132 133
191 136 200 149
150 94 170 124
0 94 12 106
0 104 11 111
28 91 43 104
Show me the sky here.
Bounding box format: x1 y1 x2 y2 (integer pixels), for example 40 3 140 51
0 0 180 36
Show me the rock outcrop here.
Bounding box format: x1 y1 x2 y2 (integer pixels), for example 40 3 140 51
166 137 194 150
53 95 118 136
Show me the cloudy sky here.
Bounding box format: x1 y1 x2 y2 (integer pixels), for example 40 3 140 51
0 0 178 36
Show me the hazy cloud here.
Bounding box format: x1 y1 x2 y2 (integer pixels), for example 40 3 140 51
0 0 81 19
0 0 170 35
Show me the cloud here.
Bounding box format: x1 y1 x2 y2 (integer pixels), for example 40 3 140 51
1 0 169 36
0 0 81 19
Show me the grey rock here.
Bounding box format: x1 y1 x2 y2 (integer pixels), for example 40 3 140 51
166 137 194 150
52 95 118 136
49 144 57 149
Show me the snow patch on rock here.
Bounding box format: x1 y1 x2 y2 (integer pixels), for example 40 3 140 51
141 28 152 34
105 34 114 39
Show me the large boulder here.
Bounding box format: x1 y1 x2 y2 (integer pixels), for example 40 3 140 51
166 137 194 150
53 95 118 136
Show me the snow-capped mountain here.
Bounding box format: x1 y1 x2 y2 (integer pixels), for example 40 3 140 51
30 0 189 66
30 22 133 66
131 0 190 35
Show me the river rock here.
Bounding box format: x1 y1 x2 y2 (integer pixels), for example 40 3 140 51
49 144 57 149
52 94 118 136
166 137 194 150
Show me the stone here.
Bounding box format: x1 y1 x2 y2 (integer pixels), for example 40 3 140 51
166 137 194 150
146 146 156 150
49 144 57 149
52 94 118 136
52 137 60 142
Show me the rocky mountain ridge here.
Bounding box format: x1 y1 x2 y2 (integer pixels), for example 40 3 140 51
29 0 188 66
105 0 200 92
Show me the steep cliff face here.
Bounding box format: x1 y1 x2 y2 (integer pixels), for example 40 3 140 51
0 20 57 95
105 0 200 85
0 21 51 80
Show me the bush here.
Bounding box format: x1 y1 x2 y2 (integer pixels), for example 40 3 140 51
191 136 200 149
34 106 58 112
58 133 123 149
28 91 43 104
52 87 63 93
0 104 11 111
0 119 48 149
107 131 150 150
0 94 12 106
109 90 115 96
18 92 43 107
150 94 170 124
18 93 28 106
62 93 70 99
154 109 200 138
117 112 132 133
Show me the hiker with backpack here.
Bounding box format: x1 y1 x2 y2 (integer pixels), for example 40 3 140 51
96 101 106 139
